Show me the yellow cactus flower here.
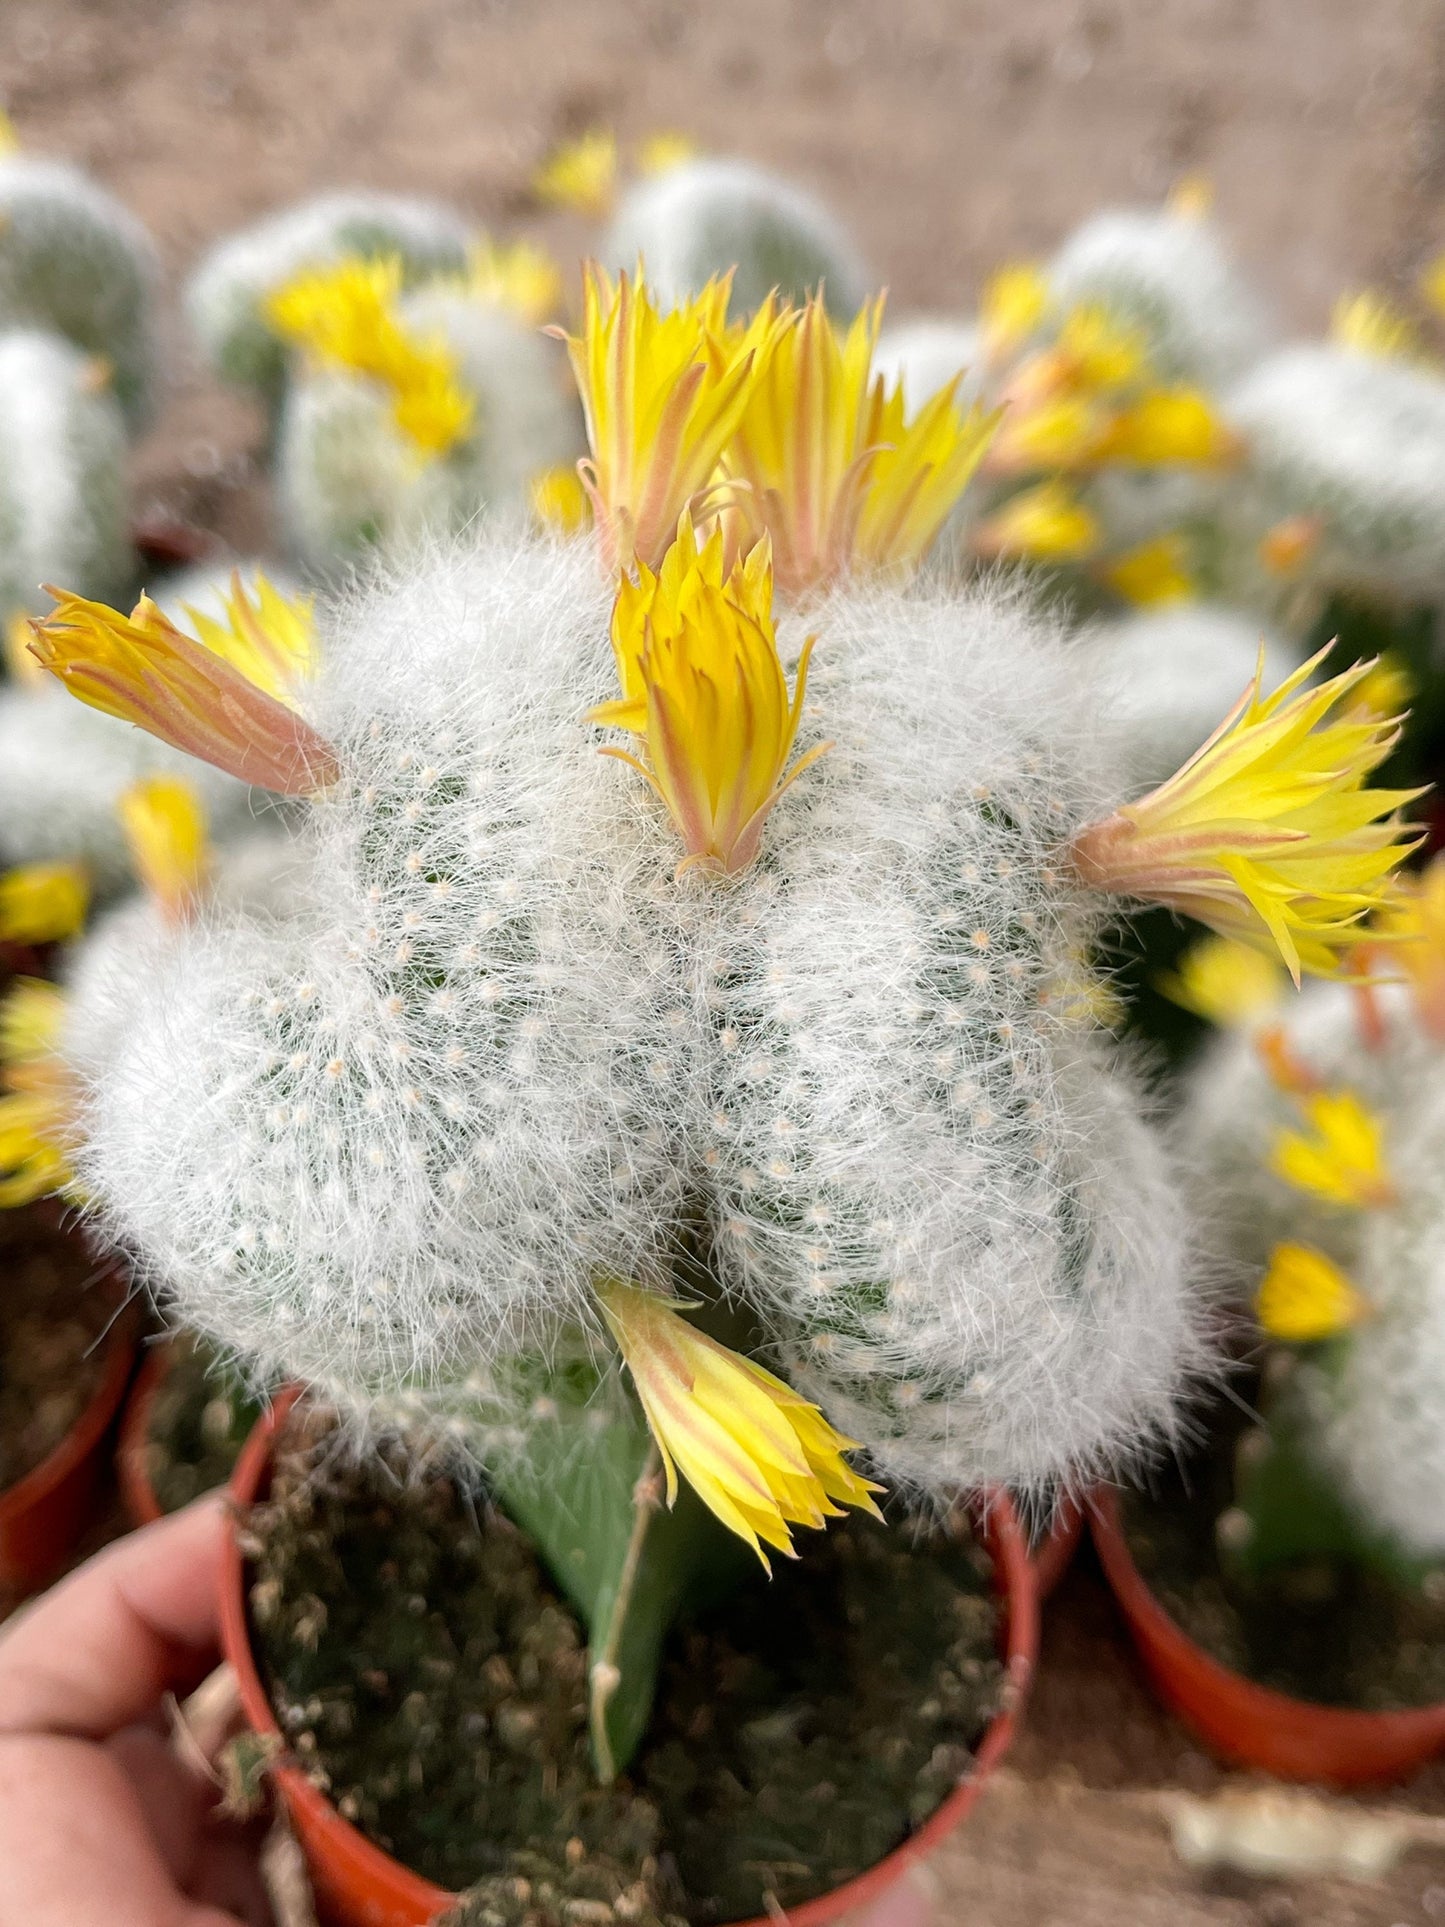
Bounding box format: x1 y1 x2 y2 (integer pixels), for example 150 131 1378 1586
1068 645 1421 983
1156 934 1287 1027
1047 304 1149 396
533 128 619 218
720 292 996 594
0 979 76 1208
1256 1242 1370 1343
554 265 772 572
463 237 564 326
590 516 826 875
1095 386 1238 467
0 110 18 156
596 1278 882 1568
1270 1089 1394 1209
1357 855 1445 1041
986 392 1109 473
4 611 45 688
29 590 339 797
266 254 475 458
0 862 88 944
183 571 316 706
1346 653 1414 723
636 131 699 177
1100 534 1197 607
530 463 592 536
1331 290 1421 363
973 479 1101 562
979 263 1050 359
1167 174 1215 219
117 777 210 925
1421 254 1445 320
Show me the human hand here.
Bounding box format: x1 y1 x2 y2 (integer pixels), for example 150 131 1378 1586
0 1495 268 1927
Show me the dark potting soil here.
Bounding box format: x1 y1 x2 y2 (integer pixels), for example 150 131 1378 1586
144 1334 263 1515
246 1412 1004 1927
1123 1428 1445 1712
0 1213 115 1490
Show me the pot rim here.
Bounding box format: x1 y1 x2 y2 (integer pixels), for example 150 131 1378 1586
221 1390 1038 1927
116 1341 174 1529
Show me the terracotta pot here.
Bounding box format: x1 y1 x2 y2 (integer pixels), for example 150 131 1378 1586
116 1343 172 1528
0 1296 137 1594
1030 1497 1084 1601
1092 1485 1445 1784
222 1394 1039 1927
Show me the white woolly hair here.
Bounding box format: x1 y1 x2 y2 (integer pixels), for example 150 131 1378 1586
0 156 160 427
602 157 867 320
274 290 580 574
184 190 473 404
1080 603 1302 794
872 320 986 420
1226 344 1445 598
1048 206 1270 386
0 329 131 620
72 534 1209 1500
73 533 697 1415
700 574 1208 1503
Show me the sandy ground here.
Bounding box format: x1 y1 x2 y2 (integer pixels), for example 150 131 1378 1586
4 0 1445 1919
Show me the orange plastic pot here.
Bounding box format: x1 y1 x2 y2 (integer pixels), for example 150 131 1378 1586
222 1393 1039 1927
117 1342 172 1528
1030 1496 1084 1600
0 1298 137 1594
1092 1485 1445 1784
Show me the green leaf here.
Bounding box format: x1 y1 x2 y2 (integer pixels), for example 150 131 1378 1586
488 1377 752 1780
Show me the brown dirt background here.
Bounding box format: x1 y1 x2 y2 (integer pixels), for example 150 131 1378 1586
5 0 1445 1919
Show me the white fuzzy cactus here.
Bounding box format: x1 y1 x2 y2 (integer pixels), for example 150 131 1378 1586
1049 204 1270 386
0 329 132 621
186 191 473 408
275 290 579 573
70 533 1206 1505
0 155 160 427
1081 604 1302 792
1225 345 1445 601
603 158 867 320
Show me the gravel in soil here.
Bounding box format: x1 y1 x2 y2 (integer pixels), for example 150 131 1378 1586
0 1213 116 1491
143 1334 264 1515
1123 1419 1445 1712
246 1410 1003 1926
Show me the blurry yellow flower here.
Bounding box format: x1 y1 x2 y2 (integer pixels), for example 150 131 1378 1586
973 479 1101 562
0 862 88 944
1068 645 1420 983
987 392 1109 472
463 236 564 325
1258 516 1323 580
4 612 45 688
534 129 618 218
723 293 996 594
1167 174 1214 219
1421 255 1445 320
183 571 316 706
29 590 339 796
636 131 699 177
590 515 825 875
555 264 772 572
1356 855 1445 1041
265 254 475 458
979 263 1050 359
0 979 76 1208
1095 386 1238 467
0 110 18 157
1100 534 1197 607
117 777 210 926
530 463 592 536
1270 1089 1394 1209
1257 1242 1369 1343
1331 291 1421 363
1049 305 1149 394
1346 653 1414 723
597 1278 882 1569
1156 934 1286 1027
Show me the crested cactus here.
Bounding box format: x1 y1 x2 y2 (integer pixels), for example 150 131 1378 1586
0 154 160 427
603 157 867 319
23 268 1418 1782
185 191 473 412
0 328 132 623
273 277 580 572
